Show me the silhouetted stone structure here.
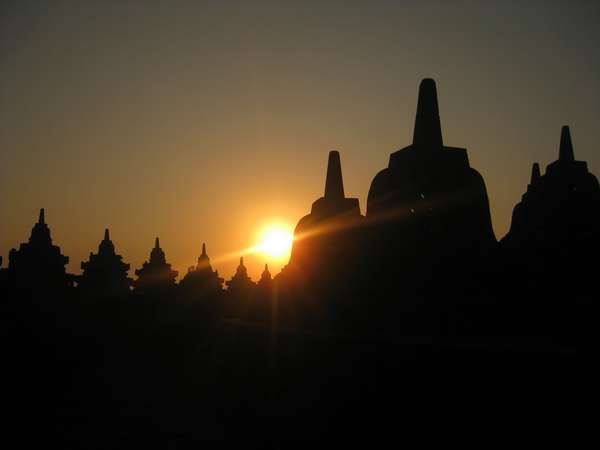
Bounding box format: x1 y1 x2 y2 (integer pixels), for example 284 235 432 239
366 79 496 256
257 264 272 289
288 150 363 276
240 263 274 322
226 257 255 292
224 257 256 318
4 79 600 448
179 243 224 299
6 209 71 291
501 126 600 318
504 126 600 248
79 229 132 297
134 237 178 296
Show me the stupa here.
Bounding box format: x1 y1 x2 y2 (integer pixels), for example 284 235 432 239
257 264 272 289
179 243 224 297
226 257 256 292
79 229 132 297
288 150 363 273
504 126 600 247
134 237 178 295
366 79 496 263
7 209 71 291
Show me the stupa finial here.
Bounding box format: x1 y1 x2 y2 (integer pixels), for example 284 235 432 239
559 126 574 162
324 150 345 199
38 208 45 224
530 163 541 184
104 228 110 241
413 78 443 149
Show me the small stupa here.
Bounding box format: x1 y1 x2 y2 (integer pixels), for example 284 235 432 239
226 257 256 292
257 264 272 289
179 243 224 297
7 209 71 291
79 229 132 297
134 237 178 295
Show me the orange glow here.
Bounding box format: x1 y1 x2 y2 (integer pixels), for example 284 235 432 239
254 222 294 261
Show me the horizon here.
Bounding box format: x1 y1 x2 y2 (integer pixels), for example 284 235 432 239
2 0 600 280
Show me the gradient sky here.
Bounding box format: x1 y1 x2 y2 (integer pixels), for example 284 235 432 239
1 0 599 280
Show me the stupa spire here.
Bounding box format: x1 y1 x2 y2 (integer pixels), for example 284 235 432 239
104 228 110 241
201 243 207 256
324 150 345 200
38 208 45 224
530 163 541 184
559 126 574 162
413 78 443 149
155 237 160 249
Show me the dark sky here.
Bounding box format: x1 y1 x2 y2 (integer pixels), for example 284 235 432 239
1 0 599 279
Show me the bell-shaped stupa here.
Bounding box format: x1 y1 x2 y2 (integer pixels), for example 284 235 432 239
504 126 600 246
288 150 363 274
7 209 71 291
257 264 272 288
179 243 224 298
226 257 255 292
79 229 132 297
366 79 496 261
134 237 178 295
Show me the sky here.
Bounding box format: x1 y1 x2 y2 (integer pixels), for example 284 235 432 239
1 0 599 280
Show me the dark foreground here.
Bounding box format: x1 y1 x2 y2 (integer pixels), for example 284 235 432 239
2 287 596 449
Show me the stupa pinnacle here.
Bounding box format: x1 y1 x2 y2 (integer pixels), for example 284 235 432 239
324 151 345 200
412 78 443 150
559 126 574 162
530 163 541 185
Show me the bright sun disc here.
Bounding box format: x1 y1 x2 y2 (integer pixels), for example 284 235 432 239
257 225 293 259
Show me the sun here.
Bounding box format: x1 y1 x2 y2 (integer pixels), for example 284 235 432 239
256 223 294 260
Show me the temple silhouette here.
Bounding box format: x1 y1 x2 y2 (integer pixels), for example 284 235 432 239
134 238 178 296
287 150 363 275
365 79 495 282
78 229 132 297
179 243 224 300
2 78 599 447
4 208 72 292
504 125 600 249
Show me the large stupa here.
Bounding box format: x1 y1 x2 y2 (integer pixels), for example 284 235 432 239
366 79 496 271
